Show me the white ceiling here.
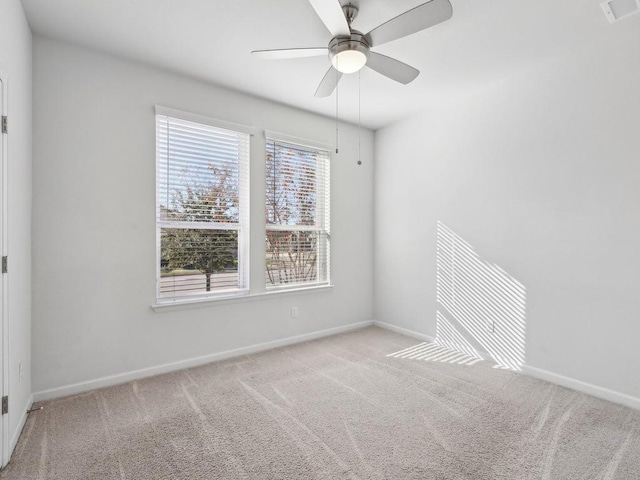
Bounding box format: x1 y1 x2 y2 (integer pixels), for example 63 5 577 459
21 0 611 129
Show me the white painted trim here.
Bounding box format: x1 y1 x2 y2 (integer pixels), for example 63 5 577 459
0 68 9 469
373 321 436 343
152 284 334 312
33 320 374 402
5 394 32 466
522 365 640 411
152 289 251 310
154 105 257 136
374 321 640 411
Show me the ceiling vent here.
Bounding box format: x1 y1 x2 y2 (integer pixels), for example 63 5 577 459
601 0 640 23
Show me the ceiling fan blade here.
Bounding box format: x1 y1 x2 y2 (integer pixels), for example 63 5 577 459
307 0 351 37
365 0 452 47
366 52 419 84
252 48 328 60
315 66 343 97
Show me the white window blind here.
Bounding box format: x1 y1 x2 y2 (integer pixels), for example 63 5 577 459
265 136 330 289
156 114 250 301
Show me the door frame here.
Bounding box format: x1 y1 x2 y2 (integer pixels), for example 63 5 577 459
0 67 9 468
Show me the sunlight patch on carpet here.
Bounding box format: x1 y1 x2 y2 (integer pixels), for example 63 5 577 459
387 341 483 366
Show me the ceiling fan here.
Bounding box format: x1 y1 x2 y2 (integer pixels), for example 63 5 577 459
252 0 453 97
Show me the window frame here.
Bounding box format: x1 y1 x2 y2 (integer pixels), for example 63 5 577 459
154 106 253 304
264 132 331 291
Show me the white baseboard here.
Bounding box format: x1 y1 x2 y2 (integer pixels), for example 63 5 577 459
373 321 436 343
522 365 640 411
33 321 374 403
374 321 640 411
5 393 33 466
32 319 640 410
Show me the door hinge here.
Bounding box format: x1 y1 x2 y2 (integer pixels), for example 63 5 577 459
1 396 7 415
1 256 6 274
1 116 7 134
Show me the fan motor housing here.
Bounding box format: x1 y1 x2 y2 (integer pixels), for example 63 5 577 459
328 31 371 65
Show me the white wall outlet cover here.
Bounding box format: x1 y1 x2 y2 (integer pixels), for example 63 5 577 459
601 0 640 23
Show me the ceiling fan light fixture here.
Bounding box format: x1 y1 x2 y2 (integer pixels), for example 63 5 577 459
328 33 370 74
331 49 367 73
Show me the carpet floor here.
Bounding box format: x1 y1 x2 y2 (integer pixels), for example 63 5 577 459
2 326 639 479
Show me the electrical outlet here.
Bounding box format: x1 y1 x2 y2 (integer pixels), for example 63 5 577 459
291 307 298 318
18 361 23 382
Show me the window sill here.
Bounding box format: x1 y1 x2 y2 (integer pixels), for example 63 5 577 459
151 284 334 312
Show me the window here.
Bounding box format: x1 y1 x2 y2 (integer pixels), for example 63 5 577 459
156 112 250 301
265 135 330 289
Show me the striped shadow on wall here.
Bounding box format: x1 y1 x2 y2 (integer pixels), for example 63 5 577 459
436 221 526 371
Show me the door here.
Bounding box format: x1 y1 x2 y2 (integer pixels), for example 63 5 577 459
0 75 6 468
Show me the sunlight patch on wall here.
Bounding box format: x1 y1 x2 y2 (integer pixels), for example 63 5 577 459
435 310 483 360
436 221 526 371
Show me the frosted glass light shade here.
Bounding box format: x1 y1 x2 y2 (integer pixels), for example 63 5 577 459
331 50 367 74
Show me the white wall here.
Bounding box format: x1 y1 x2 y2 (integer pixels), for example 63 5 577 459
374 23 640 400
32 37 374 394
0 0 33 460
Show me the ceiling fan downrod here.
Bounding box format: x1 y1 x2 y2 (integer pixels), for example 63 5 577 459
342 3 359 25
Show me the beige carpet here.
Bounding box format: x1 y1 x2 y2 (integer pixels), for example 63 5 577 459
3 326 640 479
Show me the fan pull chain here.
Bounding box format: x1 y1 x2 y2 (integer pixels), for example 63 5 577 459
358 70 362 165
335 63 339 154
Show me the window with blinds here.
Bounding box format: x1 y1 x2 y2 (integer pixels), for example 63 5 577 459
265 136 330 289
156 113 250 301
